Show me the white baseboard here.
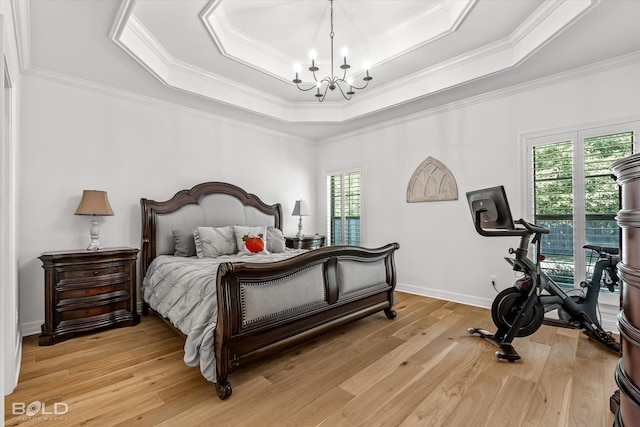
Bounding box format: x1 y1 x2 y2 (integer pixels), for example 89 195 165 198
396 282 494 310
20 321 41 337
396 282 619 334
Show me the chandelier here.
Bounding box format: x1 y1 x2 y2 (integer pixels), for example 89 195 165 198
292 0 372 102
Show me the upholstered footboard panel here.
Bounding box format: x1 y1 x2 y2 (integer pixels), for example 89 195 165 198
214 243 399 399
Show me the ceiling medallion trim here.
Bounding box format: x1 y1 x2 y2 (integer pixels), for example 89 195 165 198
200 0 293 84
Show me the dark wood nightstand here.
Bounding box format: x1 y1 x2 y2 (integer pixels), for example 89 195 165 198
285 235 326 250
39 247 139 345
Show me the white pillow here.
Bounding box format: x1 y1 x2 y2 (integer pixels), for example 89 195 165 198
266 226 286 253
194 226 237 258
233 225 269 255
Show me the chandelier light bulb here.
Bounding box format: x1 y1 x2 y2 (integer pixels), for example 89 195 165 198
308 49 317 60
294 63 301 73
363 60 371 70
340 47 348 58
346 77 354 85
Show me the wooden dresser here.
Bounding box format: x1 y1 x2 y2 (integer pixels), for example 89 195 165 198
39 247 139 345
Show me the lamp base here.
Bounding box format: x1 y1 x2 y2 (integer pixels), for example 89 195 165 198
87 241 101 251
296 216 304 238
87 218 102 251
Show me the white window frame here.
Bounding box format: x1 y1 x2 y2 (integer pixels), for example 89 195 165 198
523 119 639 308
325 164 365 246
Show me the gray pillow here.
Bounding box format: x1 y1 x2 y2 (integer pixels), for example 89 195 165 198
172 229 196 257
195 226 237 258
266 226 286 253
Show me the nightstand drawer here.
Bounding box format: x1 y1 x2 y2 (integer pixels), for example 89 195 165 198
58 264 128 280
57 296 130 322
57 271 130 288
57 281 129 300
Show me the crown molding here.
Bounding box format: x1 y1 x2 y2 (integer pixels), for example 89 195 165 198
318 51 640 145
22 65 314 145
10 0 30 73
200 0 293 84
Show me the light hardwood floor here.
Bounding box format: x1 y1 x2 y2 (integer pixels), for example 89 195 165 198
4 292 619 426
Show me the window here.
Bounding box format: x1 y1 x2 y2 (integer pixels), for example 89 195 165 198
527 122 637 290
327 169 361 245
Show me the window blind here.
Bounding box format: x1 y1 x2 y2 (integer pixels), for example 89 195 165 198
327 170 361 245
530 130 634 288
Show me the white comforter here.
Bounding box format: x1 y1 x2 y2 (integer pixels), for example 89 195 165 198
142 250 304 382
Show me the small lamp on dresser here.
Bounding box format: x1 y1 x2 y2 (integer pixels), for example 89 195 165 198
74 189 114 251
292 200 310 238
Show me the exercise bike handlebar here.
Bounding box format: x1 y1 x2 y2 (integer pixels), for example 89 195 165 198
583 244 619 255
515 218 550 235
473 209 549 237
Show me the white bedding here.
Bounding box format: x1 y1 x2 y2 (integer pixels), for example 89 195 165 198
142 250 304 382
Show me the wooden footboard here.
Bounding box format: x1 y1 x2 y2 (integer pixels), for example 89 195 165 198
214 243 399 399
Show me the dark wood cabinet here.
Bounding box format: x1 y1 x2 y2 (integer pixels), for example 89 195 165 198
39 247 139 345
285 235 325 250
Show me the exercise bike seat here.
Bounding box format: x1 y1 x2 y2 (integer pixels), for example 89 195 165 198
583 244 619 255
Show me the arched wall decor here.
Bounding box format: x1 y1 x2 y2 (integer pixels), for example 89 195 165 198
406 156 458 202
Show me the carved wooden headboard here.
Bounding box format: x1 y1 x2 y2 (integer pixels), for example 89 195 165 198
140 182 282 275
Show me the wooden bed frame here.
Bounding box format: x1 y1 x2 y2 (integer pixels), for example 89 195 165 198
140 182 399 399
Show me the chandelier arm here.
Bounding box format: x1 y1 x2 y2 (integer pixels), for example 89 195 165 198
345 79 370 91
340 67 348 82
295 83 320 92
317 82 331 102
334 81 352 101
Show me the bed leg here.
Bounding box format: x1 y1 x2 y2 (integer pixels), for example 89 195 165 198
216 381 233 400
142 302 149 316
384 308 397 319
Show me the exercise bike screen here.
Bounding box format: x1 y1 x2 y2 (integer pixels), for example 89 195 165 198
466 186 515 230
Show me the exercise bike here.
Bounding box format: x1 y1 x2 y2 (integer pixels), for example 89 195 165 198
466 186 621 361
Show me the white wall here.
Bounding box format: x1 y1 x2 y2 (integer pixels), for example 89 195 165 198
2 0 22 405
18 75 318 334
316 60 640 330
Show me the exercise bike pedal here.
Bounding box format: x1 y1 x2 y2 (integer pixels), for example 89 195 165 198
494 346 521 361
468 328 521 362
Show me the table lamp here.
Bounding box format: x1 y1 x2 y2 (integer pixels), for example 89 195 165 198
74 190 114 251
292 200 310 238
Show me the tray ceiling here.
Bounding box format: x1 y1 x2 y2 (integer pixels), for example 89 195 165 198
18 0 640 140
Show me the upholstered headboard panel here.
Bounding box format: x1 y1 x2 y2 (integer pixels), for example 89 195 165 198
141 182 282 275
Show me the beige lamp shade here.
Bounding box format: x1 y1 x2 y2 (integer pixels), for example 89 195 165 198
74 190 114 216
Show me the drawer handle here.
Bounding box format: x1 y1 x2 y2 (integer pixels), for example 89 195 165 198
93 271 99 276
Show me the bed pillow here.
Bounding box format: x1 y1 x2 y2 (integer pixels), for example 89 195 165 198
172 229 197 257
194 226 237 258
266 226 286 253
233 225 269 255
